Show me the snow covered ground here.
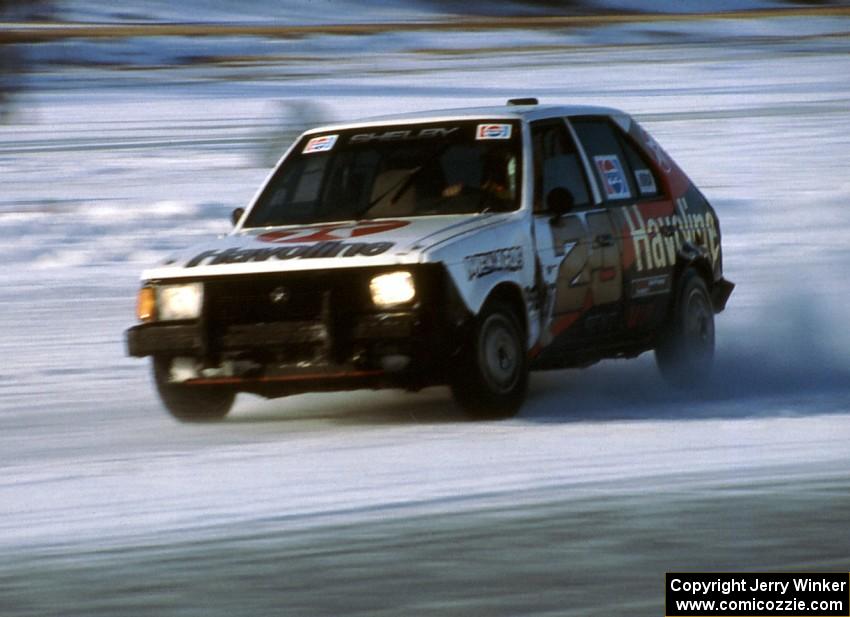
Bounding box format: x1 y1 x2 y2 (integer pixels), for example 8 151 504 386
1 13 849 616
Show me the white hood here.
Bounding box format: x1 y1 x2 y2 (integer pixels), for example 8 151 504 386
142 214 514 280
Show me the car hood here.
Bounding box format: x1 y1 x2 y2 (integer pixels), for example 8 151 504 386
142 214 515 280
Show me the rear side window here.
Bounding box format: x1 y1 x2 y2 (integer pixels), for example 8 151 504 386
571 117 665 204
619 131 662 198
570 117 636 204
530 120 592 212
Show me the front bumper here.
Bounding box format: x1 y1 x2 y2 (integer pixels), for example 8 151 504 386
126 313 416 360
127 323 202 357
126 309 442 396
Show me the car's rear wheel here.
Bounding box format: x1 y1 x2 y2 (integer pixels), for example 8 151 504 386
152 357 235 422
655 268 715 387
451 300 528 419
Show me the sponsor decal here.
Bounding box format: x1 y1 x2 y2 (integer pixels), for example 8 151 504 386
184 220 407 268
303 134 338 154
257 220 409 244
185 241 394 268
350 127 458 143
594 155 631 200
464 246 523 280
622 197 719 272
631 274 670 298
475 124 512 140
634 168 657 195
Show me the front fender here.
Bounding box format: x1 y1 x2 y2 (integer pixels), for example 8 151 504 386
426 221 539 348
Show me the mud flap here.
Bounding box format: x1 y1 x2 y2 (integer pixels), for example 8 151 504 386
710 278 735 313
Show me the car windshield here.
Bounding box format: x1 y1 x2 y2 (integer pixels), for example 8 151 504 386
243 120 522 228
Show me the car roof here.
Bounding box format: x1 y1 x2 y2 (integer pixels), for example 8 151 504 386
304 103 630 135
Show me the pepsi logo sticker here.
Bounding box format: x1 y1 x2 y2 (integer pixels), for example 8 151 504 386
594 155 631 200
303 134 338 154
476 124 512 140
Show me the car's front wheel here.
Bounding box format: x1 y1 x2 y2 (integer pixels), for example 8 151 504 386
655 268 715 387
451 300 528 419
152 357 235 422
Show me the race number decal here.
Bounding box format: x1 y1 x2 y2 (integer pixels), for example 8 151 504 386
594 155 631 200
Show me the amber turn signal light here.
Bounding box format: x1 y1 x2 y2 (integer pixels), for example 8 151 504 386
136 287 156 322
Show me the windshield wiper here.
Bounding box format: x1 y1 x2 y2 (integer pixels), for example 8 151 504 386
364 165 421 211
352 145 450 220
389 144 451 207
388 165 422 206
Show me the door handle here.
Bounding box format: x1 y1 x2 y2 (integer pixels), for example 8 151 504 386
595 233 614 247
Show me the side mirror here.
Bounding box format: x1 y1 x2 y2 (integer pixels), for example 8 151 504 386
546 187 574 221
231 207 245 227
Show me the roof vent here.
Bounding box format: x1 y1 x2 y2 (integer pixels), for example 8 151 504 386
507 97 538 106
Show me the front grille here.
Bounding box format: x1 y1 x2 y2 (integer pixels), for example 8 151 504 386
206 276 327 326
203 269 378 328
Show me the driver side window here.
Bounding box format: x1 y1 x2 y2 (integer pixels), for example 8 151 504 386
531 120 592 213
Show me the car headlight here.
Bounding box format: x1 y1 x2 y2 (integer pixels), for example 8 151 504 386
157 283 204 321
370 271 415 307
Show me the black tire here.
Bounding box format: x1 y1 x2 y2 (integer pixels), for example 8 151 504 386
450 300 528 419
152 358 235 422
655 269 715 387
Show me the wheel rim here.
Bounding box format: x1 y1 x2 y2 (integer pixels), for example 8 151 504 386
479 314 521 394
684 288 714 359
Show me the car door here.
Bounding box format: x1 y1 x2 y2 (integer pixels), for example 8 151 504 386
530 119 624 358
569 115 675 334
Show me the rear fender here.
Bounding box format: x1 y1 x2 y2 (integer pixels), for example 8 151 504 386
672 243 732 313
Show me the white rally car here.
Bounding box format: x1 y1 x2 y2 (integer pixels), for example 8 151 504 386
127 99 734 421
